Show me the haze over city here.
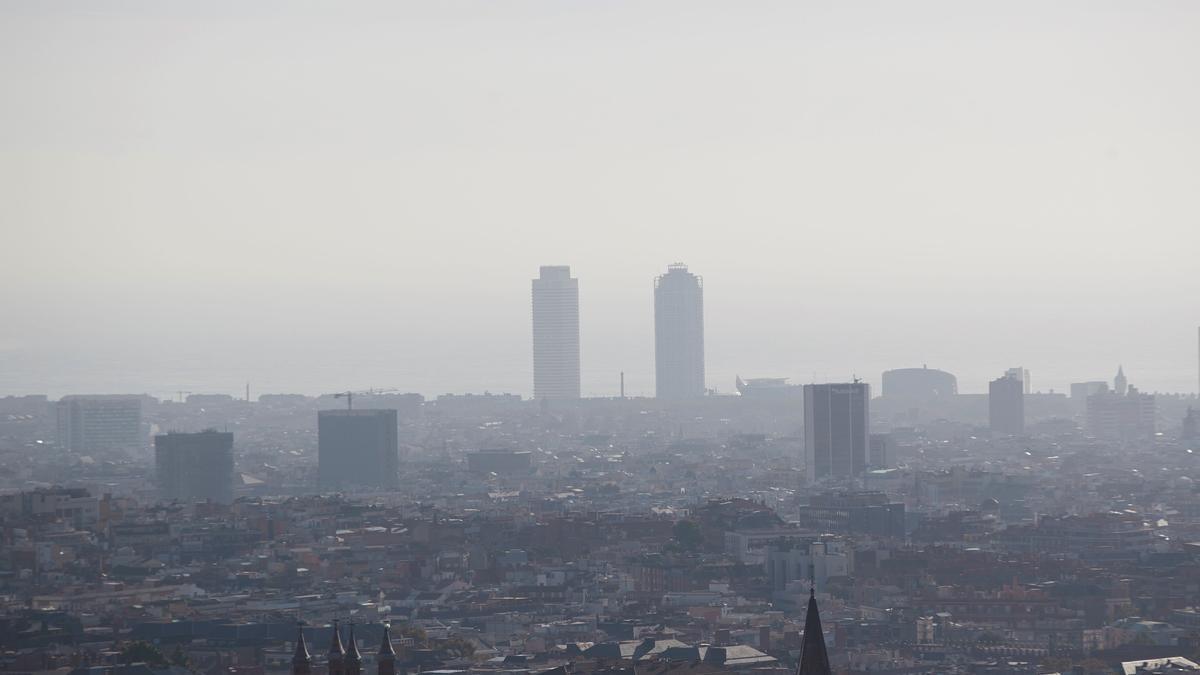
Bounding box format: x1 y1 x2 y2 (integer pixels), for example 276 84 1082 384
3 1 1199 398
9 4 1200 675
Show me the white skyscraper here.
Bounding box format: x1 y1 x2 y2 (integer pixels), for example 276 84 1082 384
532 265 581 400
654 263 705 399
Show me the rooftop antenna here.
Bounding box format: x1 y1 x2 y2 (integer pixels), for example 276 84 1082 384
620 371 625 399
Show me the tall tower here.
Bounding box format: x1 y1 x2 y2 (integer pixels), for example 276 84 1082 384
327 621 345 675
377 624 396 675
531 266 581 400
292 625 311 675
1115 365 1128 396
989 373 1025 435
803 383 870 483
654 263 705 399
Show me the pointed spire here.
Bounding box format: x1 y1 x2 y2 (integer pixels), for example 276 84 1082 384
329 620 346 660
346 623 362 662
377 624 396 675
379 624 396 657
293 623 312 674
796 590 831 675
345 623 363 675
294 626 311 662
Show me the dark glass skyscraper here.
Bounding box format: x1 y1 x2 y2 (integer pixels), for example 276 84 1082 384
317 409 399 489
155 430 234 503
654 263 704 399
804 383 869 484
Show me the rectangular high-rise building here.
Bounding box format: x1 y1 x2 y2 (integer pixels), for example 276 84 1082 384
654 263 705 399
804 383 869 483
989 374 1025 435
155 430 234 503
317 409 399 489
1086 386 1155 440
531 266 581 400
56 395 143 453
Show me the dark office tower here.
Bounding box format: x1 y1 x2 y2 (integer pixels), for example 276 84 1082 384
377 625 396 675
317 409 399 489
989 373 1025 435
804 383 869 484
56 395 142 452
654 263 705 399
154 430 234 503
1114 365 1128 396
531 265 581 400
292 625 311 675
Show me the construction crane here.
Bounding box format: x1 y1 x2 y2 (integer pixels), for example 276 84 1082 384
332 388 398 410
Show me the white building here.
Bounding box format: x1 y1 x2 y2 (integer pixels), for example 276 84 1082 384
532 266 581 400
55 395 142 453
654 263 704 399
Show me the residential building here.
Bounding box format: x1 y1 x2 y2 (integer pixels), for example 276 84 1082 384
55 395 142 452
989 373 1025 435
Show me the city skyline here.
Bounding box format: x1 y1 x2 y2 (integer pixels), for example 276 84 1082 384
5 3 1200 674
2 2 1198 400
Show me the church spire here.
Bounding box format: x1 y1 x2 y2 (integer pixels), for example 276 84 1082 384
796 587 832 675
378 624 396 675
345 623 363 675
328 620 346 675
292 624 311 675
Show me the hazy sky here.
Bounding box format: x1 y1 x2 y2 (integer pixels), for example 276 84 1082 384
2 1 1198 399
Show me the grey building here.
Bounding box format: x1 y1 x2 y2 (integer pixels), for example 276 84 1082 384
317 409 399 489
155 430 234 503
989 373 1025 435
654 263 705 399
466 449 533 474
804 383 870 483
880 367 958 399
1086 386 1155 440
531 265 581 400
56 395 143 453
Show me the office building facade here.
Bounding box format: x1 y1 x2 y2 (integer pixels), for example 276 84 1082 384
654 263 705 399
155 430 234 503
318 409 399 489
1086 386 1155 440
804 383 870 483
989 374 1025 435
531 266 581 400
56 395 143 453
